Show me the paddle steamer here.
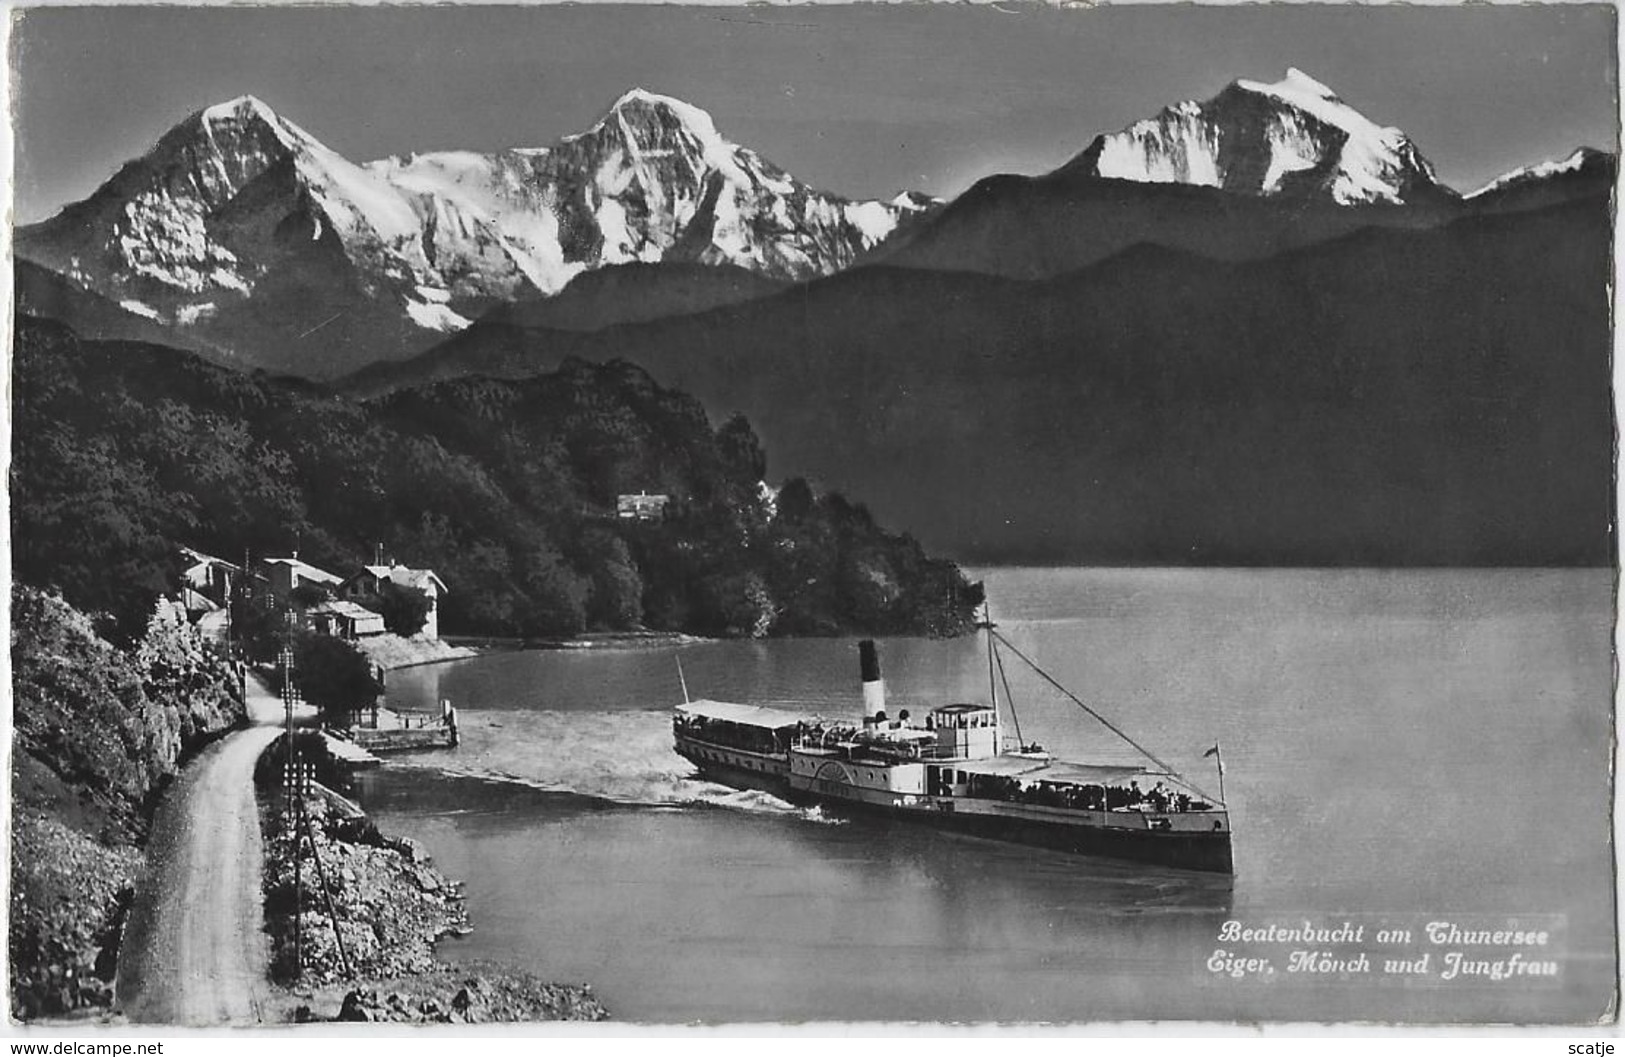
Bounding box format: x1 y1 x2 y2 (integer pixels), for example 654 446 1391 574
672 620 1233 874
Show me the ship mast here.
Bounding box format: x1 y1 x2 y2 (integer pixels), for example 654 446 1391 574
988 626 1222 806
979 605 1026 752
982 608 998 718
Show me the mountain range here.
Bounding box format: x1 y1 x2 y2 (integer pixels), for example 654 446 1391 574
19 70 1607 372
17 89 931 377
16 70 1615 566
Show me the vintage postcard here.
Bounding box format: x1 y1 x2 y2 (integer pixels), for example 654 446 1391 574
5 1 1616 1031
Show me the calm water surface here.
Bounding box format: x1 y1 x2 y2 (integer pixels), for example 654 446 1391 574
357 568 1615 1024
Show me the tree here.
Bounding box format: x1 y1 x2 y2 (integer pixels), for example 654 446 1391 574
775 477 815 522
574 528 643 630
519 553 590 637
700 570 776 639
717 413 767 483
363 580 434 638
291 632 380 721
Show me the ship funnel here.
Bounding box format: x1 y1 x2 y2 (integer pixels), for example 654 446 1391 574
859 639 886 721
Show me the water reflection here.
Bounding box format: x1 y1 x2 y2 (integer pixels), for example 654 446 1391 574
355 766 1233 1023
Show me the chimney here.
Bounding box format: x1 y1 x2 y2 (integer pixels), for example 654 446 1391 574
375 542 384 566
859 639 885 721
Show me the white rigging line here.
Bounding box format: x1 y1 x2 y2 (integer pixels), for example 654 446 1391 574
990 628 1222 806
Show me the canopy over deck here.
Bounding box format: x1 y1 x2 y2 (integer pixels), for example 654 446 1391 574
677 699 822 729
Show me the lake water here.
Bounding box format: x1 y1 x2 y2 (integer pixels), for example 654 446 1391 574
355 568 1616 1024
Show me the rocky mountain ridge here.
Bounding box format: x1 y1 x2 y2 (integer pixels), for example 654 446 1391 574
17 89 931 377
1064 68 1455 205
14 69 1612 381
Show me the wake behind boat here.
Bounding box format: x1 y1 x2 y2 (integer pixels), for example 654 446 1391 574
672 618 1234 874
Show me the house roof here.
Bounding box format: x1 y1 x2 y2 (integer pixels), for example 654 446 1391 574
262 557 344 585
309 600 384 621
179 546 241 571
354 564 448 595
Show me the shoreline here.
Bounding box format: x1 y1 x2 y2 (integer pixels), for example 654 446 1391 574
353 634 480 672
255 745 607 1024
443 630 711 652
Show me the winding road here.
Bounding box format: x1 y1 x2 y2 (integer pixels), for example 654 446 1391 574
115 677 304 1025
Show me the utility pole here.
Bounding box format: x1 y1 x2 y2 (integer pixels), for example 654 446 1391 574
280 633 352 983
280 626 301 977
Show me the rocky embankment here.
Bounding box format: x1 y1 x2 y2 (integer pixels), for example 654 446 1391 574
9 587 247 1020
256 763 605 1023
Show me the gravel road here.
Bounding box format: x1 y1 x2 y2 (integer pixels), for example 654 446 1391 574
115 677 305 1025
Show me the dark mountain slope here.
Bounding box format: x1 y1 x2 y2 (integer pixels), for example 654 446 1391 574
479 262 790 332
871 171 1459 280
14 259 226 362
344 195 1613 566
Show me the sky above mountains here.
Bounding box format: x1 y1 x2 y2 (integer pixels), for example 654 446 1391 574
12 3 1618 225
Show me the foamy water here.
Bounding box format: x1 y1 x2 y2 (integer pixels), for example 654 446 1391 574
389 707 840 821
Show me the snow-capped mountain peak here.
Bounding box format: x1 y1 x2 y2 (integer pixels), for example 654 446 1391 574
199 93 280 128
18 88 932 375
1066 68 1451 206
605 86 723 137
1258 66 1335 98
1466 147 1611 198
573 86 756 188
180 93 337 176
562 87 710 150
1235 67 1392 141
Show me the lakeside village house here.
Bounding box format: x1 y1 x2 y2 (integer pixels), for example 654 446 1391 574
176 546 447 644
617 491 670 522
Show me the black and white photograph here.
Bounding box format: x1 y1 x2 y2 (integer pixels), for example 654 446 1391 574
5 0 1617 1031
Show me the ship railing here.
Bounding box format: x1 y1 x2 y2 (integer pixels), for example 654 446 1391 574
789 732 958 763
962 774 1218 814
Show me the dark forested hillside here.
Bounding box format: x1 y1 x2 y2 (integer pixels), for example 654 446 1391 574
10 316 980 641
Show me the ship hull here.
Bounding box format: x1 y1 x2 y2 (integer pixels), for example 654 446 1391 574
848 797 1233 874
675 737 792 797
790 786 1233 875
679 736 1232 875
